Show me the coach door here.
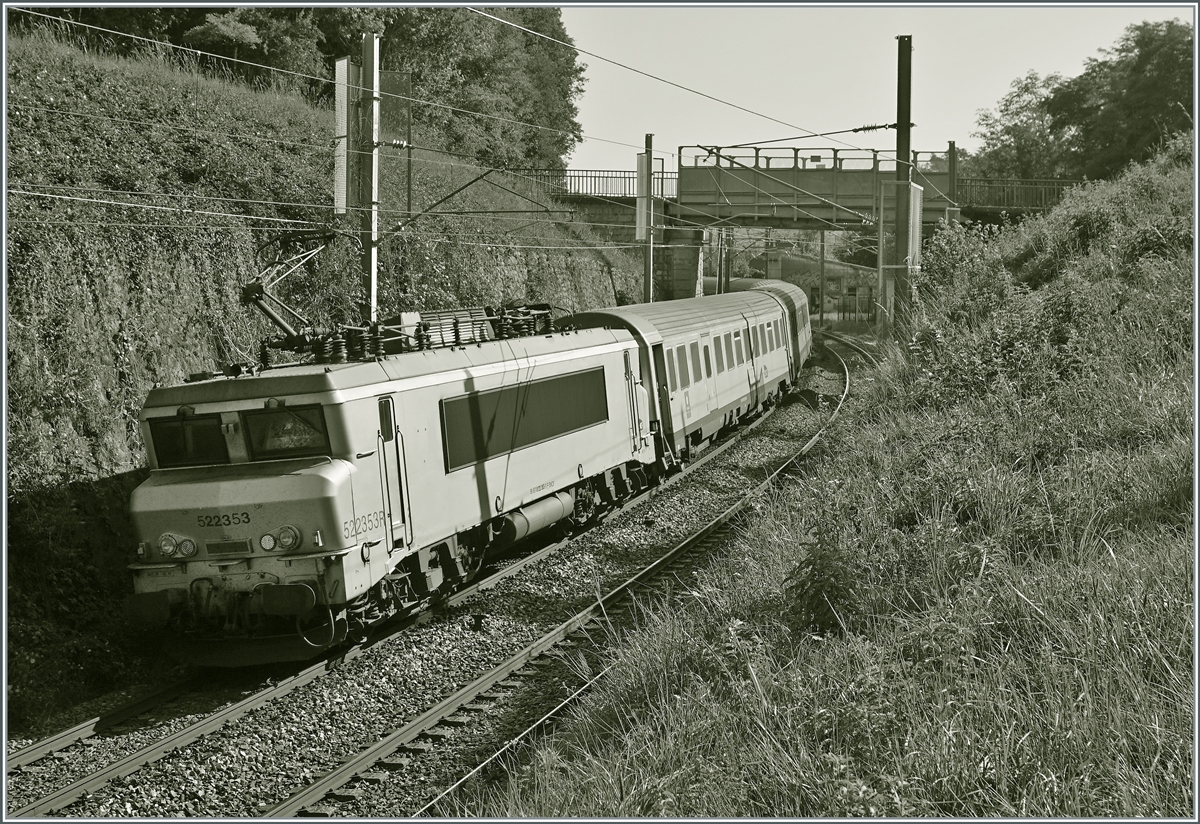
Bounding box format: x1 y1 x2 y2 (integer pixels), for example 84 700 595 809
651 343 681 463
743 318 760 408
376 397 412 551
692 335 714 424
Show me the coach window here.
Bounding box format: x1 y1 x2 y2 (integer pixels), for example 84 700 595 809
759 323 767 352
733 331 744 364
750 326 758 358
773 319 782 348
666 356 677 392
677 346 690 388
767 322 776 351
689 342 702 382
714 337 725 373
724 333 735 367
703 345 712 378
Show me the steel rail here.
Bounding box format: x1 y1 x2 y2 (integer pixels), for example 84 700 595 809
271 341 855 818
8 655 359 818
5 678 197 772
453 391 781 602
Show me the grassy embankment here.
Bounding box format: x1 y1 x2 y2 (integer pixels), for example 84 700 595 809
4 29 640 734
451 134 1194 816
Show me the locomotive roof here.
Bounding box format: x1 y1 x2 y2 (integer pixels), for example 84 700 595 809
144 326 630 408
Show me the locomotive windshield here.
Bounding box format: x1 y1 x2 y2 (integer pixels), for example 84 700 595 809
148 414 230 468
242 405 330 461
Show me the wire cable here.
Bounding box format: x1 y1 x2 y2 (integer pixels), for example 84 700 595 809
469 7 826 145
469 6 959 203
8 189 323 225
10 7 649 157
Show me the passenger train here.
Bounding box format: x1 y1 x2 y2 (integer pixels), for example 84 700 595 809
124 279 812 664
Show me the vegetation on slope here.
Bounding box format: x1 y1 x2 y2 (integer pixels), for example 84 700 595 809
4 29 637 732
451 134 1194 816
17 6 586 169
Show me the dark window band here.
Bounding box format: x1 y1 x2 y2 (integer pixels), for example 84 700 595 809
441 367 608 472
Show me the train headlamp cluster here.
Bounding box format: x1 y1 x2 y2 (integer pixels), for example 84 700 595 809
259 526 302 552
158 534 197 558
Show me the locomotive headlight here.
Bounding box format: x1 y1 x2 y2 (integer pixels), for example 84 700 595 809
158 534 178 557
259 533 278 551
278 525 301 551
177 539 197 558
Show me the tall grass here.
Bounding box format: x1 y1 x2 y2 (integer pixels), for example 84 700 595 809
448 134 1194 816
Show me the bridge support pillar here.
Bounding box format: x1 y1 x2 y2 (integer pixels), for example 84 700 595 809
664 227 704 301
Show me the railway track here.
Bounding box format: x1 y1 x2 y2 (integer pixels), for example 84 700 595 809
5 336 861 818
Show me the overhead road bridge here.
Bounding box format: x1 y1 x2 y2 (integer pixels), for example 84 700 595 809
517 147 1077 229
512 145 1078 299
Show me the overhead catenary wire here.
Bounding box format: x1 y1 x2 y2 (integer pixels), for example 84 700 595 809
7 179 685 238
6 214 704 251
469 6 959 204
468 7 829 148
10 7 650 158
12 99 730 235
11 9 910 255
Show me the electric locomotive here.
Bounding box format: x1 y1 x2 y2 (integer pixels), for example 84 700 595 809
124 280 811 665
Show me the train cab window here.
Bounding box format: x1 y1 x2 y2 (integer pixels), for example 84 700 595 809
242 405 330 461
703 345 712 378
724 333 734 367
666 356 677 391
676 346 690 388
714 338 725 373
689 342 702 382
149 414 229 468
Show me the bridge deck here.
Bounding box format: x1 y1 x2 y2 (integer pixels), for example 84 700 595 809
515 159 1078 227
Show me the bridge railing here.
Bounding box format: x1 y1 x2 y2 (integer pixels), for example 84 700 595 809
955 178 1080 210
681 145 903 172
509 169 677 199
508 167 1080 211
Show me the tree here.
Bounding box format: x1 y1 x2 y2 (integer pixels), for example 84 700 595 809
181 10 261 62
181 8 328 95
509 8 585 169
380 7 584 169
1046 19 1193 180
965 70 1073 179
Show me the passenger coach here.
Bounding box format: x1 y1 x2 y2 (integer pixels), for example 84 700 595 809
569 280 812 461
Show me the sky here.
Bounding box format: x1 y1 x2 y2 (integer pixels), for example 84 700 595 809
557 3 1195 172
